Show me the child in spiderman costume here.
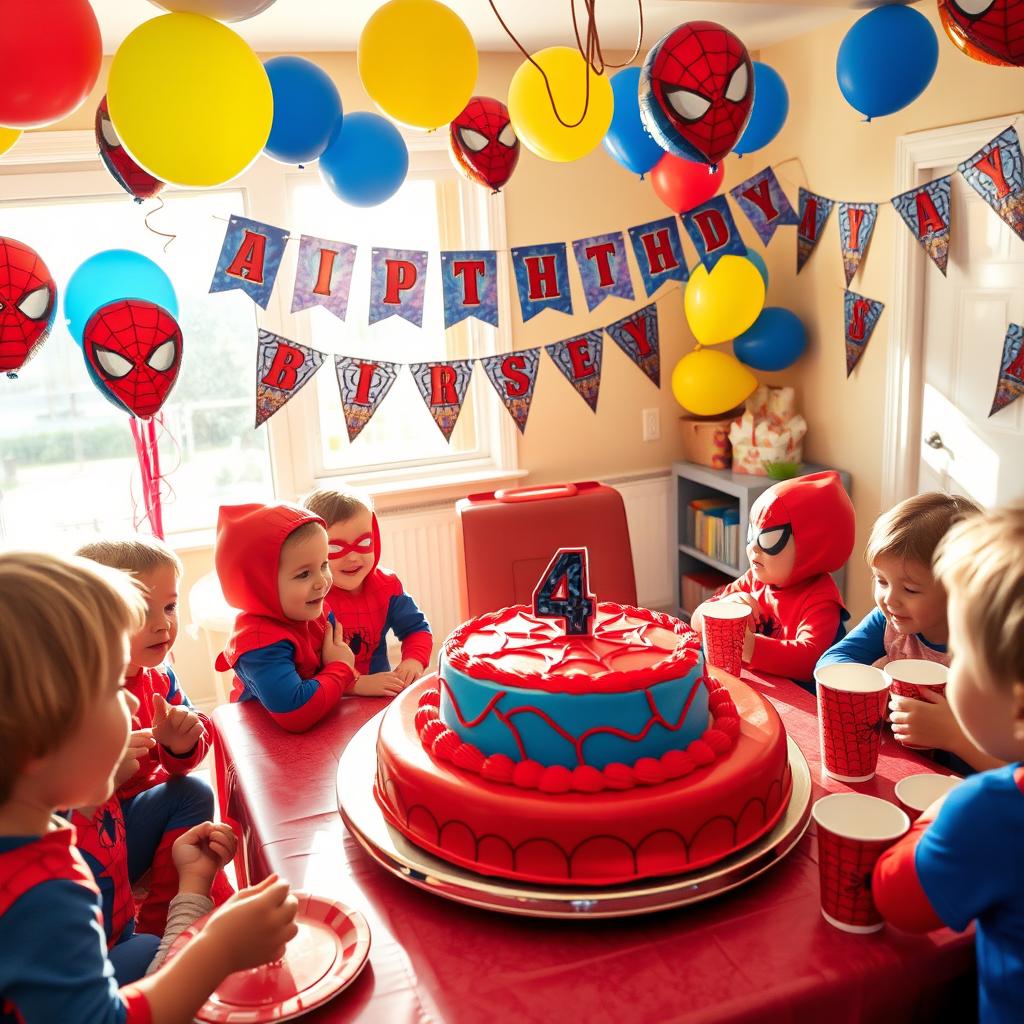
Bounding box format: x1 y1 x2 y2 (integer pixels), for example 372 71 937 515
0 551 298 1024
304 489 432 696
873 507 1024 1024
78 538 233 937
215 503 357 732
690 471 855 690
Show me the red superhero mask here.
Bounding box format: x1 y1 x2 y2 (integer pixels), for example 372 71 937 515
748 471 856 587
639 21 754 166
450 96 520 192
0 237 57 375
939 0 1024 66
82 299 182 419
327 532 374 560
95 96 165 202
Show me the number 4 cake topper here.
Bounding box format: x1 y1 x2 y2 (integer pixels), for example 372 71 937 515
532 547 596 636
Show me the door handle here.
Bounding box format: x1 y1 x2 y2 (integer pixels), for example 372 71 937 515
924 431 953 457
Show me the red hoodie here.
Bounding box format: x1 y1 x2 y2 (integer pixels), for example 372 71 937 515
214 503 356 732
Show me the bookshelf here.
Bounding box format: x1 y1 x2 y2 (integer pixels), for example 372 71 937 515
671 461 852 620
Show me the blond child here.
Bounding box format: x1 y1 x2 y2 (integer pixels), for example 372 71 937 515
816 492 999 772
873 507 1024 1024
0 551 297 1024
304 489 432 697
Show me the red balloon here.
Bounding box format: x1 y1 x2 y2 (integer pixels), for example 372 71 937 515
449 96 520 191
95 97 166 202
650 152 725 214
0 238 57 375
937 0 1017 67
0 0 102 129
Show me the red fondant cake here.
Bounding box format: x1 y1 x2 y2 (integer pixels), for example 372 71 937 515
373 603 792 886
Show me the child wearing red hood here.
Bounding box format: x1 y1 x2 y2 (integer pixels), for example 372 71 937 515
214 503 357 732
690 471 855 689
304 489 432 697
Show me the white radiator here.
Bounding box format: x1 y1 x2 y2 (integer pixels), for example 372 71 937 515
376 472 673 664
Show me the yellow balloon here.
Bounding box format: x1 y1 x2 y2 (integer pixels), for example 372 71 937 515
358 0 478 130
108 13 272 187
0 126 21 158
671 349 757 417
508 47 613 162
684 256 766 346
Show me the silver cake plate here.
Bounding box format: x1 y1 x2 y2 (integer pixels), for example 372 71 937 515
338 709 812 919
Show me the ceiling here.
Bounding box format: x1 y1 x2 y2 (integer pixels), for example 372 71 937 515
91 0 865 56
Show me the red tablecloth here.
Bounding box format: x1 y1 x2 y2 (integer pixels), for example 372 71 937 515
212 673 976 1024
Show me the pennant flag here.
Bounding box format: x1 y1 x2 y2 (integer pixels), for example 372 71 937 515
210 216 289 309
627 217 689 297
480 348 541 433
990 323 1024 417
255 330 325 427
369 248 428 327
604 303 660 387
682 195 747 271
571 231 634 311
291 235 357 321
957 125 1024 243
440 250 498 329
843 290 884 377
512 242 572 322
408 359 474 441
892 176 952 276
837 202 879 287
797 188 834 273
545 330 604 412
729 167 799 245
333 356 400 441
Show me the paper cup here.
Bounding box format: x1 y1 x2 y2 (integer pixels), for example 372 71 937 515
885 660 949 749
812 792 910 933
702 603 752 676
815 663 890 782
893 773 961 821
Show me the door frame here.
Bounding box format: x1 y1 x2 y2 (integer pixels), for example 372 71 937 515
881 112 1023 509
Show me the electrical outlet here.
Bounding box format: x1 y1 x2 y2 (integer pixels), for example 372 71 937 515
642 407 660 442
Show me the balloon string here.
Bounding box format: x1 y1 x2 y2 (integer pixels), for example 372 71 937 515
144 196 178 254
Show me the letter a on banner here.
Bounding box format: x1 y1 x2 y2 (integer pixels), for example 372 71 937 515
843 290 884 377
369 248 428 326
545 330 604 411
892 176 952 276
408 360 474 441
480 348 541 433
990 323 1024 417
211 216 289 308
291 235 357 320
255 329 325 426
334 356 400 441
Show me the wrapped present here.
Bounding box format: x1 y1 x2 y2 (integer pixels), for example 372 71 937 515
729 386 807 476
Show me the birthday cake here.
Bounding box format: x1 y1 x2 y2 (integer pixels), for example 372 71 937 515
373 600 792 887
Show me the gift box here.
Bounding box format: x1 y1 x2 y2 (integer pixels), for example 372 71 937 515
729 386 807 476
678 407 742 469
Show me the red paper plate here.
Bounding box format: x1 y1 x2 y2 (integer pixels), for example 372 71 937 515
165 892 371 1022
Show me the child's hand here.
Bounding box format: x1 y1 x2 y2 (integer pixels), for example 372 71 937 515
889 691 961 750
151 693 204 756
393 659 424 685
202 874 299 973
114 727 155 788
321 620 355 669
727 592 763 627
353 671 408 698
173 821 238 896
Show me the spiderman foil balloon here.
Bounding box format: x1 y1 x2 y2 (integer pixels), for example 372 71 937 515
938 0 1024 66
0 237 57 375
639 21 754 166
82 299 182 418
449 96 520 191
95 96 165 202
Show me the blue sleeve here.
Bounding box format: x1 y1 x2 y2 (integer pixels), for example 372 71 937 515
815 607 886 670
0 880 128 1024
386 591 431 641
235 641 329 715
163 664 193 708
914 767 1020 931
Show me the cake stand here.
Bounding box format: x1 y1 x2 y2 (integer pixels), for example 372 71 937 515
337 709 812 919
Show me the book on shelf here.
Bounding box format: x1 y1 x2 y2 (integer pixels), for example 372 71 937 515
681 568 733 614
687 497 740 566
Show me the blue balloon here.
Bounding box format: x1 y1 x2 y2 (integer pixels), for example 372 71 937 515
745 247 769 290
836 6 938 120
603 67 665 177
319 112 409 208
735 63 789 156
734 308 806 372
64 250 178 345
264 56 343 165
